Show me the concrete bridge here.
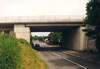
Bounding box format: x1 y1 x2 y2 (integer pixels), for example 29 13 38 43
0 15 87 51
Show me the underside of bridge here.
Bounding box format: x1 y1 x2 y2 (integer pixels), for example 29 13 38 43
0 24 14 36
30 26 77 32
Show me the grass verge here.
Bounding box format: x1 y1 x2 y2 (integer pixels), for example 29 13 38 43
0 34 21 69
18 39 49 69
0 34 49 69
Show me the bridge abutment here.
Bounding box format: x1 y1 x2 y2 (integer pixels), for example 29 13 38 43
62 27 87 51
14 24 30 42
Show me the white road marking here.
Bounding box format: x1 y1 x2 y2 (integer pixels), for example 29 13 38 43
52 52 87 69
63 51 80 57
63 52 95 62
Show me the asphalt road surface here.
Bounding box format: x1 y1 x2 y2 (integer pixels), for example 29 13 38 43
34 42 100 69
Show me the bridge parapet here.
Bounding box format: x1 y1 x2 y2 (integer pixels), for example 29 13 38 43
0 15 85 24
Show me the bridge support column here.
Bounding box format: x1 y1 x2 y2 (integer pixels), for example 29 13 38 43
14 24 30 42
62 27 87 51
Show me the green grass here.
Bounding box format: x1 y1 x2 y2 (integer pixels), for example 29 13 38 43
18 39 49 69
18 39 31 46
0 34 22 69
0 34 49 69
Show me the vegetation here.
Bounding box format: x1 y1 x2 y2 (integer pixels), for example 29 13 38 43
83 0 100 52
0 34 49 69
0 34 22 69
32 35 47 42
48 32 62 45
18 39 49 69
18 39 31 46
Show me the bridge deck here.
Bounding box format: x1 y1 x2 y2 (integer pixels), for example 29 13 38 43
0 16 84 24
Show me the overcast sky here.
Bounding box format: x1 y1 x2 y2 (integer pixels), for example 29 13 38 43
0 0 88 16
31 32 50 36
0 0 89 36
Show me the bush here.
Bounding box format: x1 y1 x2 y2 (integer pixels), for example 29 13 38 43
0 34 21 69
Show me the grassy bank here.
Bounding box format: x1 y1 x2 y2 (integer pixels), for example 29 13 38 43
0 34 21 69
0 34 48 69
18 39 49 69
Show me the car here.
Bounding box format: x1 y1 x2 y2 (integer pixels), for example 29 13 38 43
34 44 40 48
34 40 40 48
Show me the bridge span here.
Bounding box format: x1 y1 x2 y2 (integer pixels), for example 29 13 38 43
0 15 87 51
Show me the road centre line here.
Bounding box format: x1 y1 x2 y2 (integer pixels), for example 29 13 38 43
52 52 87 69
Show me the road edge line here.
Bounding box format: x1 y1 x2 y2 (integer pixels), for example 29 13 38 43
52 52 87 69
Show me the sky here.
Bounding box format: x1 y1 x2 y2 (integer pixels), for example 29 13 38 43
0 0 89 36
0 0 88 16
31 32 50 36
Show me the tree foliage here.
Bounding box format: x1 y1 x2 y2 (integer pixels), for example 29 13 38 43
48 32 62 45
84 0 100 51
32 35 46 42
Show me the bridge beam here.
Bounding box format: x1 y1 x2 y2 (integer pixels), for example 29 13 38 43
14 24 30 42
62 26 87 51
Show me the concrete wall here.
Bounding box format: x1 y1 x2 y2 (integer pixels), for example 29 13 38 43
14 24 30 42
62 27 87 51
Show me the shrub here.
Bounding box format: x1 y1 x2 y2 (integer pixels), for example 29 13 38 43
0 34 21 69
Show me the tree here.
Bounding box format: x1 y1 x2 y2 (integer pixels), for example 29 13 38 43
32 35 46 42
32 35 39 40
37 36 44 42
48 32 62 45
84 0 100 52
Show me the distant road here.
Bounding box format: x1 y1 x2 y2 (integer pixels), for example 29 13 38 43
37 42 100 69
